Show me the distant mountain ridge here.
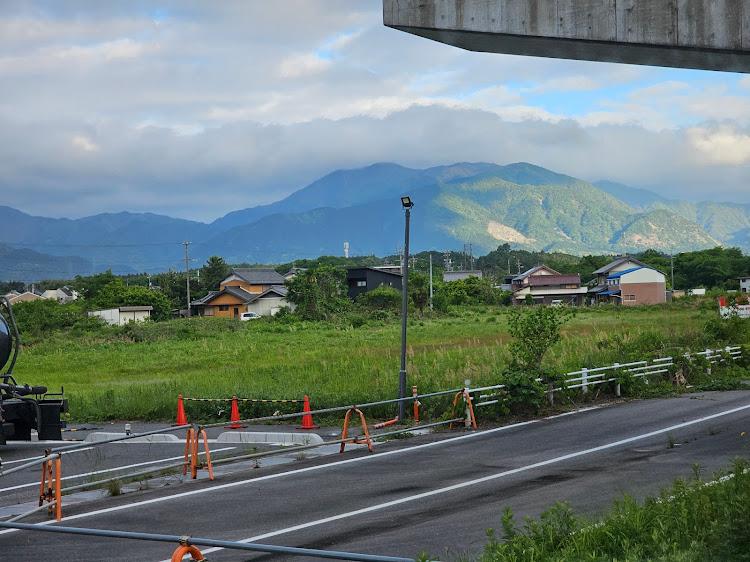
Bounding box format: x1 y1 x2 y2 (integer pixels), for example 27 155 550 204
0 162 747 282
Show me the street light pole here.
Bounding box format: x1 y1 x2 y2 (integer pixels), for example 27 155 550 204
399 197 413 421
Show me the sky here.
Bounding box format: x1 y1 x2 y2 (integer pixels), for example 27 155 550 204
1 1 749 223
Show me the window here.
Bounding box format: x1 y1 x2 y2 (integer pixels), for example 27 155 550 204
624 294 636 302
356 280 366 287
219 305 229 311
204 308 215 316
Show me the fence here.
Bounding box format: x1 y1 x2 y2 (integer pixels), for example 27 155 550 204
468 345 743 409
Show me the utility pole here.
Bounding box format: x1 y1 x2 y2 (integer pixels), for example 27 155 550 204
517 258 522 275
469 243 474 270
671 253 674 289
184 239 192 318
429 254 433 311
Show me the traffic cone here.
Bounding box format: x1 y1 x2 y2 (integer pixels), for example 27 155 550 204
173 395 187 426
297 395 319 430
225 396 246 429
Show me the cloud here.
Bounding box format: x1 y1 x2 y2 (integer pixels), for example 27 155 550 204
71 134 100 152
277 52 332 78
0 0 747 226
687 125 750 166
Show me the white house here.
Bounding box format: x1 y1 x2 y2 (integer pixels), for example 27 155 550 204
603 267 667 305
89 306 153 326
443 270 483 283
739 277 750 293
245 286 295 317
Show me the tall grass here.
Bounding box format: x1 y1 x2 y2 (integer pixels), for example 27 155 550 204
479 459 750 561
12 305 749 421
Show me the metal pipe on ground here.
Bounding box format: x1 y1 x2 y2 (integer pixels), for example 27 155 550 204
0 521 419 561
0 453 61 478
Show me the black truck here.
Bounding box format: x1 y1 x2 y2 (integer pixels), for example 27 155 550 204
0 296 67 444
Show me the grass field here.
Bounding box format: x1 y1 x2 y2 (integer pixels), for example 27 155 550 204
11 301 748 422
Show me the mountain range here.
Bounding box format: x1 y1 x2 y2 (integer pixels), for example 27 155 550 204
1 162 747 282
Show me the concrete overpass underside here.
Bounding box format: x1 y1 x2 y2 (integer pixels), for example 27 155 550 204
384 1 750 73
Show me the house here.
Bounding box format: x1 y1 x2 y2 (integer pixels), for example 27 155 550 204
443 270 483 283
41 287 78 304
283 267 306 281
601 267 667 305
192 268 289 318
346 267 403 300
3 291 43 304
510 265 588 306
588 256 666 305
245 286 294 316
588 256 649 300
739 277 750 293
89 306 153 326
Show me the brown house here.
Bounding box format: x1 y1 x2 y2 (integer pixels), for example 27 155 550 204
192 268 285 318
510 265 588 306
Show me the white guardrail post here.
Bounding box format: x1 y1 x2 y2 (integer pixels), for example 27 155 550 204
581 367 588 394
706 348 712 375
464 379 472 428
614 363 621 395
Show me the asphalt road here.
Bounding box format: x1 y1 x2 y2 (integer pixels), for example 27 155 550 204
2 391 750 561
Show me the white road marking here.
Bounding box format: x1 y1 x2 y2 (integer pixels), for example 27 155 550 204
0 448 236 493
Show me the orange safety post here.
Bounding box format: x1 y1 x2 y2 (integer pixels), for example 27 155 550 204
189 427 214 481
340 408 372 453
171 544 204 562
449 390 477 430
173 395 187 426
54 458 61 521
182 426 194 476
39 453 62 521
225 396 247 429
412 385 420 422
296 395 319 430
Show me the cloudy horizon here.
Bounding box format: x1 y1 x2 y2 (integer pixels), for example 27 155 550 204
1 1 749 224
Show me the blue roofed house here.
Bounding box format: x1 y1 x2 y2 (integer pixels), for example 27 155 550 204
589 257 666 305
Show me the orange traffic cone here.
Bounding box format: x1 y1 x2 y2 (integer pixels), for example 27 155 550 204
297 395 319 430
173 395 187 426
225 396 247 429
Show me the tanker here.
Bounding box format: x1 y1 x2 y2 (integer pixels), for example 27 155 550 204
0 296 67 444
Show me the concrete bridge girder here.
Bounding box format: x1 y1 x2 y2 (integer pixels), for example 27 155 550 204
384 0 750 73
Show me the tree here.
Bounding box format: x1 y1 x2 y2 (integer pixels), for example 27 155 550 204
93 279 171 321
408 271 429 313
73 270 117 300
507 306 567 371
355 285 402 311
284 266 351 320
200 256 229 293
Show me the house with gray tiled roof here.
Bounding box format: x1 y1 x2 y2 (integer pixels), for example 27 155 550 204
191 268 288 318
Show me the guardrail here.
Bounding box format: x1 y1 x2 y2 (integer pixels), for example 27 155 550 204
0 521 420 561
466 345 743 407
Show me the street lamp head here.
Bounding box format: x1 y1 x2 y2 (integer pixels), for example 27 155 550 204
401 196 414 209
